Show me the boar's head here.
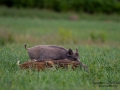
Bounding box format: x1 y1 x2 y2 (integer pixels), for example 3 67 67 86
67 49 80 61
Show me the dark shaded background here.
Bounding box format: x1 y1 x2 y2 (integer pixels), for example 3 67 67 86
0 0 120 14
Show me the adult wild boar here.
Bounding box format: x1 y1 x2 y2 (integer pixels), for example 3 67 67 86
24 44 80 61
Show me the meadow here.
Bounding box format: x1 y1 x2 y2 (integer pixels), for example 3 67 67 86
0 9 120 90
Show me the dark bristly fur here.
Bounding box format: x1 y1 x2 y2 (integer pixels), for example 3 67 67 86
24 44 80 61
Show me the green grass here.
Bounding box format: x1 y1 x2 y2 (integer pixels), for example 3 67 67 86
0 11 120 90
0 45 120 90
0 16 120 46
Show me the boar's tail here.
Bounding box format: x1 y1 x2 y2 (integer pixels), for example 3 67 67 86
24 44 28 50
17 61 20 66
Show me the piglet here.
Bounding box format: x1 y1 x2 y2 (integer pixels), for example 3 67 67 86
17 60 54 71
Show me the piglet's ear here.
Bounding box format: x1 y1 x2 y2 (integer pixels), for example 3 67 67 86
45 61 53 66
67 49 73 56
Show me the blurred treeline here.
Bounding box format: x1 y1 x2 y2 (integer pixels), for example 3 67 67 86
0 0 120 14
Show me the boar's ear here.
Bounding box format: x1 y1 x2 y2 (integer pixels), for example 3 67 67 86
76 49 78 53
67 49 73 56
75 49 79 56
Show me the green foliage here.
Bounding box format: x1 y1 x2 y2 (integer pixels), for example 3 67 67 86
0 0 120 14
0 16 120 45
0 7 120 22
57 28 79 44
99 32 106 43
58 28 72 44
90 32 107 43
0 30 15 46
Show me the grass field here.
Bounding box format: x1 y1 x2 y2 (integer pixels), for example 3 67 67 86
0 10 120 90
0 45 120 90
0 16 120 46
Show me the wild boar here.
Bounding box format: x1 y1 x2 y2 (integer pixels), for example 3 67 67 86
17 60 54 71
24 44 80 61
